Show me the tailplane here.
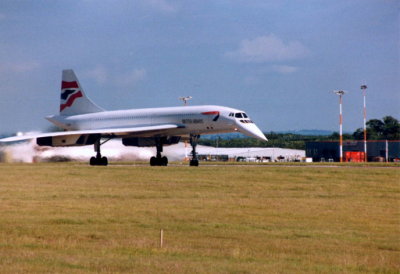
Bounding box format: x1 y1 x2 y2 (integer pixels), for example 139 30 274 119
60 69 104 115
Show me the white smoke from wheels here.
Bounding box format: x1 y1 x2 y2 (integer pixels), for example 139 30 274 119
0 139 186 163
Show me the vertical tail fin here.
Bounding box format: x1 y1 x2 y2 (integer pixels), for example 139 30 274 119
60 69 104 115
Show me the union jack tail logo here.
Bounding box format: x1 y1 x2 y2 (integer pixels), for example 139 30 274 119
60 81 83 112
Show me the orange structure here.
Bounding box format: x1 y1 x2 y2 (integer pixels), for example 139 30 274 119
344 151 365 162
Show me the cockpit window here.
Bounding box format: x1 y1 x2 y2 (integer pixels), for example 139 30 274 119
234 112 248 118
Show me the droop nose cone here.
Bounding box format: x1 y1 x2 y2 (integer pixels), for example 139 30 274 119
239 123 268 141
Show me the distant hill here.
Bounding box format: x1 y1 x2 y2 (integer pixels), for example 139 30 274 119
202 130 334 140
278 130 334 136
202 133 245 140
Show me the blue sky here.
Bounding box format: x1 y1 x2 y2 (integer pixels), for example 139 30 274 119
0 0 398 134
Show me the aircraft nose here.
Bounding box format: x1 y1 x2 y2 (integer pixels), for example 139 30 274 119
238 123 267 141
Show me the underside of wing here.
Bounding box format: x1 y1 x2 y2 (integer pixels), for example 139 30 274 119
0 124 183 143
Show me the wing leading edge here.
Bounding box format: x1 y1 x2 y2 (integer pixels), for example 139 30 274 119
0 124 182 143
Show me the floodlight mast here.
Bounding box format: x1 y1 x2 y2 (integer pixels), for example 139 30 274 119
361 85 368 162
333 90 347 162
179 96 192 106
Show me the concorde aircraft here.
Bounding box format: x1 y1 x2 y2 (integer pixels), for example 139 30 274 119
0 70 267 166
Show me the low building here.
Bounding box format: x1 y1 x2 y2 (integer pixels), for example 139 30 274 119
306 140 400 162
196 146 305 162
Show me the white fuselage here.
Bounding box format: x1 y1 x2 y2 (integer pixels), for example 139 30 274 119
47 105 266 140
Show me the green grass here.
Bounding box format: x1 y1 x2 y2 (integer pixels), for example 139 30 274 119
0 163 399 273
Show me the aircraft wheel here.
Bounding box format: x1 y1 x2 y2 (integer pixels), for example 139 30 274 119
189 159 199 167
101 157 108 166
161 156 168 166
150 156 157 166
90 157 96 166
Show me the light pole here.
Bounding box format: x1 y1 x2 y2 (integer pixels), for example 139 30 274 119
333 90 347 162
179 96 192 106
361 85 368 162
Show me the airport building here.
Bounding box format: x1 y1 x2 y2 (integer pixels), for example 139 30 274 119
196 146 305 162
306 140 400 162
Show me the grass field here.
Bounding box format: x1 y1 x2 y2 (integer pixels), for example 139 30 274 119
0 163 399 273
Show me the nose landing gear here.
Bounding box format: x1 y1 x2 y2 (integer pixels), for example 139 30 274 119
189 134 199 167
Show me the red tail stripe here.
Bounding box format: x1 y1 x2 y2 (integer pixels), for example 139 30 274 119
201 111 220 115
60 91 83 111
62 81 79 89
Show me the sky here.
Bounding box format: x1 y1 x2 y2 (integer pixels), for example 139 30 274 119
0 0 399 134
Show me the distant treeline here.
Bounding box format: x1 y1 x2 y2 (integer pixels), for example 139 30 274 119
199 132 328 150
199 116 400 150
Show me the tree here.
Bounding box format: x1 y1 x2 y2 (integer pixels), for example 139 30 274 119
353 116 400 140
382 116 400 140
366 119 384 139
352 128 364 140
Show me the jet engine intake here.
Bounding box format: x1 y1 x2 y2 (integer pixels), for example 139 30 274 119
37 134 98 147
122 136 180 147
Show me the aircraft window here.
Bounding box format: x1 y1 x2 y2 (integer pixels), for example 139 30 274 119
239 119 254 124
235 113 243 118
243 113 248 118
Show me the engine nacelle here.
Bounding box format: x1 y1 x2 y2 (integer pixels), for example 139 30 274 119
122 136 181 147
37 134 98 147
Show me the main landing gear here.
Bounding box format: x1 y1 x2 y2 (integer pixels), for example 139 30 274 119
150 138 168 166
189 134 199 167
90 138 109 166
148 135 200 167
150 134 200 166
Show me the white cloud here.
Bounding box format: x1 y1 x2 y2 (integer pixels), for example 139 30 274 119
144 0 178 13
115 69 147 87
84 66 146 87
0 61 40 73
226 34 309 63
271 65 298 74
79 0 178 15
84 65 108 84
244 75 261 85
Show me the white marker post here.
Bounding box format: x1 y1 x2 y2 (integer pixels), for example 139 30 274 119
386 140 389 163
160 229 164 248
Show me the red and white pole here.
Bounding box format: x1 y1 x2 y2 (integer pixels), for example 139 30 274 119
334 90 346 162
361 85 367 162
339 94 343 162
